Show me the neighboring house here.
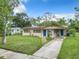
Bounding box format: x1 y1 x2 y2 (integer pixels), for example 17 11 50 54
11 27 22 35
22 26 67 39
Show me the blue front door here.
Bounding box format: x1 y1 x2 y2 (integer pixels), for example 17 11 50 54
61 30 64 36
43 30 46 36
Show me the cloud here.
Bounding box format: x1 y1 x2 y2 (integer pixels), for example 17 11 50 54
13 0 28 13
21 0 28 3
13 4 26 13
55 13 75 19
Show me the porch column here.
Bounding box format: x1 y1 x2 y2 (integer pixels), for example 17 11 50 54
30 30 33 35
51 30 55 38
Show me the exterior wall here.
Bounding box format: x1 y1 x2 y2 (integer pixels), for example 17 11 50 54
64 30 67 36
11 27 22 35
59 30 61 37
22 32 42 37
51 29 65 38
53 30 60 38
22 32 31 36
50 30 55 38
22 30 42 37
22 29 66 39
33 33 42 37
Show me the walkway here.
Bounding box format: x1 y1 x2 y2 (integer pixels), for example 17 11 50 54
0 39 64 59
33 39 64 59
0 49 28 59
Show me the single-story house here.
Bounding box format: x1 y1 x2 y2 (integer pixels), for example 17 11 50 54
10 27 22 35
22 26 67 39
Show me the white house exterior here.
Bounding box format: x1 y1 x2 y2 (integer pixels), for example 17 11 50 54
22 26 44 37
22 26 67 39
11 27 22 35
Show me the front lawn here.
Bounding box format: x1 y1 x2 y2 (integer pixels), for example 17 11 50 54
0 35 43 55
58 33 79 59
0 57 4 59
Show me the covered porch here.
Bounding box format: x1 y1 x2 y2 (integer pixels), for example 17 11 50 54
42 27 67 39
22 26 67 39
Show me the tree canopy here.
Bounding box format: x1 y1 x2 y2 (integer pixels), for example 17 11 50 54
12 13 31 28
0 0 19 44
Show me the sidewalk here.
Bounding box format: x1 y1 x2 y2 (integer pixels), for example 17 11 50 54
0 49 28 59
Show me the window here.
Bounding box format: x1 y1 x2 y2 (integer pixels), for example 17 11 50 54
17 29 19 31
24 29 29 32
34 30 41 33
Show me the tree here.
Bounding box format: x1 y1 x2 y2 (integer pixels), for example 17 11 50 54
57 18 67 26
75 7 79 19
0 0 19 45
75 7 79 11
69 29 76 37
0 17 4 36
68 18 79 32
12 13 31 28
16 13 28 20
39 21 60 27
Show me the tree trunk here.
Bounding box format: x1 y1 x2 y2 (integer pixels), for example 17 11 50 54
2 28 6 45
2 18 7 45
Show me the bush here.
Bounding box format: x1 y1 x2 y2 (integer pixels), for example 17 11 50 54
69 29 76 37
46 37 52 41
46 31 53 41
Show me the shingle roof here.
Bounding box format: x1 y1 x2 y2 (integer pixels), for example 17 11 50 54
45 26 67 30
23 26 67 30
23 26 45 30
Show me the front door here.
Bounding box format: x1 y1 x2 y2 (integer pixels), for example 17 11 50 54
61 30 64 36
43 30 46 37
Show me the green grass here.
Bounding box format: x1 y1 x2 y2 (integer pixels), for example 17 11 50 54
58 33 79 59
0 57 4 59
0 35 43 55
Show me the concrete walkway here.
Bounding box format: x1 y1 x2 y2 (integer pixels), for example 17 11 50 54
0 49 46 59
0 49 28 59
0 39 64 59
33 39 64 59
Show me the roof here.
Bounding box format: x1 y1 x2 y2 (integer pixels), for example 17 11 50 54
23 26 67 30
45 26 67 30
23 26 45 30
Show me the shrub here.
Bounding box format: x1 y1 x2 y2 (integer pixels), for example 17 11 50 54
46 31 53 41
46 37 52 41
69 29 76 37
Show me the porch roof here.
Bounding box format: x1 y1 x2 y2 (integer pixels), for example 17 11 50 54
45 26 67 30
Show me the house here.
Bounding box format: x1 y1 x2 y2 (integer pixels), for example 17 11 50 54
22 26 44 37
22 26 67 39
11 27 22 35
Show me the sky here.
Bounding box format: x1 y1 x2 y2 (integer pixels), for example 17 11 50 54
14 0 79 17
